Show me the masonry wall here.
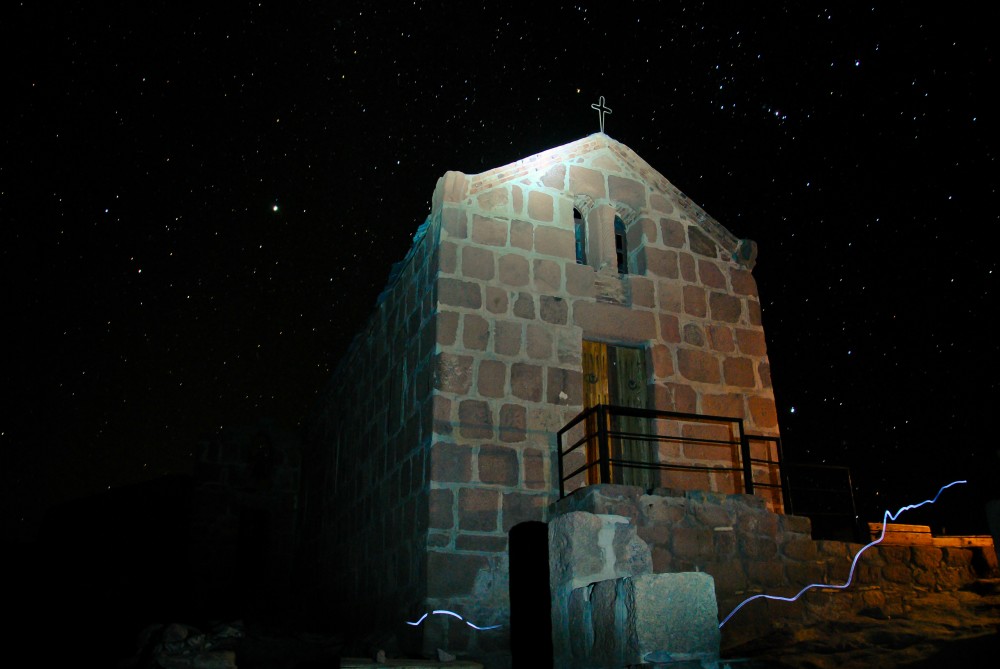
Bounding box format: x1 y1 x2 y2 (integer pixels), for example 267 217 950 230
554 485 987 650
299 216 439 647
424 134 781 664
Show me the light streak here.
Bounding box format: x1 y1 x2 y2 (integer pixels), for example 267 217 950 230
718 480 967 629
405 609 502 631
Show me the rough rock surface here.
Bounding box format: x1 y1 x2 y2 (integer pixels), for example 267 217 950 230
723 579 1000 668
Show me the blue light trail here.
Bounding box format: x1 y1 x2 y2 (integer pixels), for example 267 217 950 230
718 480 967 629
405 609 502 631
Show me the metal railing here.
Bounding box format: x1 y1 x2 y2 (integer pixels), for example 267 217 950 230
556 404 782 502
781 462 860 540
555 404 860 539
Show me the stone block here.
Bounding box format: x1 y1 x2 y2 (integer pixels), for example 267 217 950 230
458 399 493 439
539 294 568 324
498 253 530 286
709 292 742 323
478 444 518 486
546 367 583 406
522 447 545 488
572 300 656 342
510 219 533 250
442 207 468 238
678 252 696 282
434 352 473 394
609 175 647 211
677 348 721 384
683 284 707 317
438 277 482 309
688 227 718 258
458 487 500 531
637 246 679 278
541 164 566 190
462 313 490 351
535 225 573 258
461 245 495 280
477 187 508 211
526 323 554 359
779 514 813 535
492 320 522 356
569 165 606 200
498 403 527 443
748 395 778 429
565 262 596 297
660 217 685 248
477 359 506 398
436 311 459 347
528 190 554 221
471 214 508 246
698 259 727 289
484 285 508 314
431 442 471 483
782 536 819 561
510 362 543 402
548 512 650 592
513 292 535 319
723 357 756 387
429 487 454 529
584 573 720 667
736 328 767 356
533 258 562 293
730 267 758 296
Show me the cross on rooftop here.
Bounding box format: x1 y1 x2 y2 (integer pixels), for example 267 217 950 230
591 95 612 133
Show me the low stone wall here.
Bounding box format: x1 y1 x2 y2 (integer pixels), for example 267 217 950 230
551 485 989 648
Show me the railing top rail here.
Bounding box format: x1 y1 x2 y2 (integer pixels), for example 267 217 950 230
557 403 752 437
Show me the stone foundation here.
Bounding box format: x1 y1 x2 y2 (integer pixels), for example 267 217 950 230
552 484 994 650
548 511 720 668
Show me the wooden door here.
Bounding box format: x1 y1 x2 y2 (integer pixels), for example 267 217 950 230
582 341 656 488
609 346 656 489
582 340 610 484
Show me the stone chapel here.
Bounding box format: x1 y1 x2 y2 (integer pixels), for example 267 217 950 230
298 133 783 663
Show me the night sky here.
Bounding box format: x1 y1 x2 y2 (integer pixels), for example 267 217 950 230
4 2 996 540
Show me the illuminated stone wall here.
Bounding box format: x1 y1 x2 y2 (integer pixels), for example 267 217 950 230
423 133 779 664
302 133 781 666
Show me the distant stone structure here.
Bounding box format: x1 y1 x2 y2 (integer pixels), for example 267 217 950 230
299 133 782 666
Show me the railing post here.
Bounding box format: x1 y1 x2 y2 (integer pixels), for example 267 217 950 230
557 430 565 499
597 404 611 484
738 420 754 495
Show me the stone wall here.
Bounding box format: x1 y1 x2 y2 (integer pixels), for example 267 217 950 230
301 134 785 666
299 215 439 647
553 484 988 649
424 134 781 664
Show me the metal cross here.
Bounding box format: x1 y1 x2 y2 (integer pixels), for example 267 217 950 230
591 95 612 133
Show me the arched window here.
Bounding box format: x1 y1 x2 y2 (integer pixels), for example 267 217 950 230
614 216 628 274
573 207 587 265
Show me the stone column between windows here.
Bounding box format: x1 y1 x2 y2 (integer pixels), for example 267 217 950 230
587 203 619 272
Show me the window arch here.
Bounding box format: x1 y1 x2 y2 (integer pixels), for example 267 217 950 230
573 207 587 265
614 216 628 275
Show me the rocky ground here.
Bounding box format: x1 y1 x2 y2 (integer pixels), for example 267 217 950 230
120 579 1000 668
721 578 1000 668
